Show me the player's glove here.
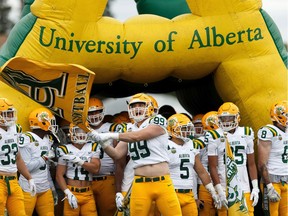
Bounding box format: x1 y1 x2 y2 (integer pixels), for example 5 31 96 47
250 179 259 206
267 183 281 202
115 192 124 211
88 131 119 142
205 183 220 209
52 189 59 206
215 184 228 209
42 149 55 161
28 179 37 196
62 154 85 166
64 189 78 209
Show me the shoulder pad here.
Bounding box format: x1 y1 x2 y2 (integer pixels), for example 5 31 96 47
149 115 167 127
16 124 22 133
109 123 126 133
244 126 252 136
264 126 278 137
91 142 100 152
193 138 206 149
18 132 34 147
57 144 69 157
206 130 221 140
23 132 35 142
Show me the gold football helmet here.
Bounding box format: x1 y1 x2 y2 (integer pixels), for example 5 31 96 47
217 102 240 132
113 111 131 123
128 93 154 122
192 114 204 137
29 108 58 133
167 113 194 141
270 100 288 128
147 95 159 115
0 98 17 127
202 111 219 131
69 123 88 144
87 97 105 126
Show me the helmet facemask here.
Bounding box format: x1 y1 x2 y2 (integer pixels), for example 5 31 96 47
87 110 104 126
70 125 87 145
218 114 239 132
173 122 195 142
128 102 152 123
0 108 17 127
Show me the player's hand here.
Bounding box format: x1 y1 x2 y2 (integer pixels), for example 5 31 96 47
205 183 220 209
250 187 259 206
28 179 37 196
267 183 281 202
42 149 55 161
64 189 78 209
115 192 124 211
88 131 119 142
215 184 228 209
88 130 101 141
62 154 84 166
52 189 59 206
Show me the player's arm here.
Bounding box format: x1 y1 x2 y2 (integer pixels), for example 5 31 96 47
118 124 165 142
257 139 272 184
194 154 211 185
247 152 258 181
102 141 129 160
16 152 33 180
56 163 68 191
81 157 100 174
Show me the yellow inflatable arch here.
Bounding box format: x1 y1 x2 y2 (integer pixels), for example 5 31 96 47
0 0 287 132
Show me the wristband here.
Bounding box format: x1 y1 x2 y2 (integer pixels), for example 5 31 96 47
266 183 273 189
205 183 215 193
251 179 258 189
111 133 119 140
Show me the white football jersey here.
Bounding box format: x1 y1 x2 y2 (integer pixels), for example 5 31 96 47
57 142 101 181
167 139 198 189
207 126 254 192
127 114 170 168
0 124 22 173
257 124 288 176
18 132 54 193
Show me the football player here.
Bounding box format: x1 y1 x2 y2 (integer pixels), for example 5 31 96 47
194 111 219 216
89 93 183 216
0 98 36 216
257 100 288 216
167 113 219 215
207 102 259 216
116 94 160 216
18 107 58 216
56 123 101 215
192 114 205 138
87 97 126 216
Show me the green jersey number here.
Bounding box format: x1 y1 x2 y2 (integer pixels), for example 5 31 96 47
223 145 245 165
152 116 166 126
40 151 47 170
1 143 18 165
129 140 150 161
73 164 90 181
180 158 190 179
282 146 288 164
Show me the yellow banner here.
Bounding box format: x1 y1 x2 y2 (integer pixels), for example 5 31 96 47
0 57 95 131
225 134 248 215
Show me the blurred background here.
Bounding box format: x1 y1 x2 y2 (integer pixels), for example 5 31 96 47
0 0 287 116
